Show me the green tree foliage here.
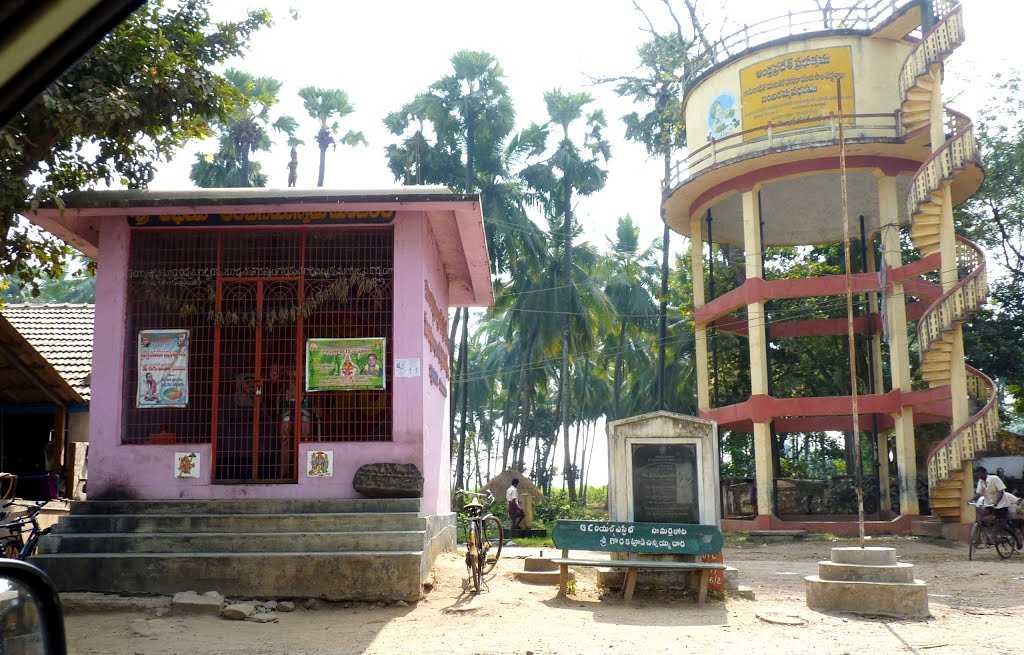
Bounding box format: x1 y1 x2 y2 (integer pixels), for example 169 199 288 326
298 87 366 187
190 69 285 188
958 72 1024 419
603 0 711 408
0 1 270 287
384 51 543 493
518 89 610 502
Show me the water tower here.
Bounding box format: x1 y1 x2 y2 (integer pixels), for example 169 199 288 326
665 0 995 536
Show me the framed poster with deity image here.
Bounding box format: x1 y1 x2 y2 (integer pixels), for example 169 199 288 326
305 338 386 392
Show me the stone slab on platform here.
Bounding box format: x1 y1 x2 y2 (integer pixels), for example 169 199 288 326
171 591 224 616
353 463 424 499
514 570 565 585
523 557 558 573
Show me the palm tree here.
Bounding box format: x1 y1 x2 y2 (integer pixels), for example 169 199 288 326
604 0 709 407
519 89 610 502
384 51 543 493
272 115 302 187
298 87 366 187
189 69 283 188
602 215 658 419
224 69 282 187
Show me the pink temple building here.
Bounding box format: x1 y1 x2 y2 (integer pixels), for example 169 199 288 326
26 188 493 600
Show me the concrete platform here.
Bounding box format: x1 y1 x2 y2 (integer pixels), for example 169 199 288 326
805 576 929 618
32 499 455 601
523 556 558 572
804 547 928 618
513 570 564 585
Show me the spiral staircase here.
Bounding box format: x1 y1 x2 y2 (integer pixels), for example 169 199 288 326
898 2 998 523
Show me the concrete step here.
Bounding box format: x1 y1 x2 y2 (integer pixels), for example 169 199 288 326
818 561 916 583
52 512 426 535
37 530 426 555
70 499 420 515
523 557 559 572
31 551 424 601
830 547 896 566
749 529 807 539
514 570 563 585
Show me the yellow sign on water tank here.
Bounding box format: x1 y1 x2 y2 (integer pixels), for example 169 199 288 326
739 46 854 141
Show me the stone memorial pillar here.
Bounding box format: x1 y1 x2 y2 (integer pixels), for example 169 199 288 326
603 411 723 594
607 411 721 526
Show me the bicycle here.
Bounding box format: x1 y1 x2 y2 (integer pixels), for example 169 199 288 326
0 500 53 560
967 499 1016 561
454 490 503 593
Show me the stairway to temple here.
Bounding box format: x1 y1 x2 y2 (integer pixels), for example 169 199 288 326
31 498 453 601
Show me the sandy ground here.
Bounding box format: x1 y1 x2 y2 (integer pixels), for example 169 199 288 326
64 536 1024 655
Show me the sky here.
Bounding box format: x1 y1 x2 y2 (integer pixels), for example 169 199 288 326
148 0 1023 486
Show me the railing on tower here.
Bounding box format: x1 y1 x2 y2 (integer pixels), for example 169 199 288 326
906 108 979 222
671 112 900 188
897 3 964 100
695 1 921 76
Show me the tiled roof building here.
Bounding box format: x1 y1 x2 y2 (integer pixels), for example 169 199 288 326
2 303 94 400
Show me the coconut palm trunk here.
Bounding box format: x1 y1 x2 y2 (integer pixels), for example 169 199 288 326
560 181 576 502
316 127 330 187
614 321 627 418
658 151 671 408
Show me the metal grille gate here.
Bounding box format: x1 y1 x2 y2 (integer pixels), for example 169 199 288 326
124 228 394 484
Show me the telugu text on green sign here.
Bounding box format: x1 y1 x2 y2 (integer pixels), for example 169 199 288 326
552 520 723 555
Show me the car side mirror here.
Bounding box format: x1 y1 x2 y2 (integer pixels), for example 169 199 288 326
0 559 67 655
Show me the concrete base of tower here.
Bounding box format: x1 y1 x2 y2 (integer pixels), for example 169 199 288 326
805 547 929 619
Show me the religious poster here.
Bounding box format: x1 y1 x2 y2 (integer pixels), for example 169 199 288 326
306 450 334 478
137 330 189 408
631 443 700 523
174 452 200 479
707 91 740 140
305 338 386 392
739 45 854 141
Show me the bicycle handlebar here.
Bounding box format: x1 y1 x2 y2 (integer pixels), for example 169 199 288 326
454 489 494 504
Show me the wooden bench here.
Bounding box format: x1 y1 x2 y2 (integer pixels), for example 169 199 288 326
551 519 726 603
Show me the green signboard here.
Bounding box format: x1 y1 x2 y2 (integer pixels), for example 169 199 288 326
552 520 723 555
305 338 385 392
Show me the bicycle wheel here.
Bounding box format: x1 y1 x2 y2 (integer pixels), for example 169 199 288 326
995 529 1016 559
968 523 981 561
480 515 504 575
470 521 483 592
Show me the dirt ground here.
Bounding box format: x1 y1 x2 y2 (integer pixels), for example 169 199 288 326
64 536 1024 655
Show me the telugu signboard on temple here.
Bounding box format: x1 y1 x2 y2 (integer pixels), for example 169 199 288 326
127 210 395 228
305 338 386 392
739 45 854 141
136 330 189 408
